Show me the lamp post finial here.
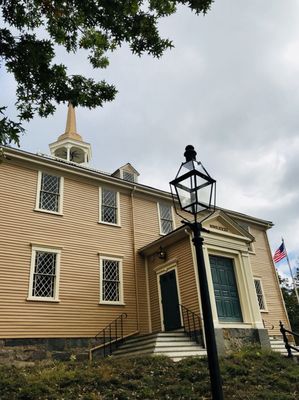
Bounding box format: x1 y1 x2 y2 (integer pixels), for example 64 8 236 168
184 145 197 162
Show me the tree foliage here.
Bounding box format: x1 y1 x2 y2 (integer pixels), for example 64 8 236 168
279 268 299 342
0 0 213 145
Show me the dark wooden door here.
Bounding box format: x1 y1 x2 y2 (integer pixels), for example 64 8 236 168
210 255 243 322
160 270 181 331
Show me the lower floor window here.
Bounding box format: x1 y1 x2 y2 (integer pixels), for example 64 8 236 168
100 257 123 304
254 278 267 311
28 247 60 301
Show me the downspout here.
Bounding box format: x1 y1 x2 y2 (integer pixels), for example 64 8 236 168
131 186 140 331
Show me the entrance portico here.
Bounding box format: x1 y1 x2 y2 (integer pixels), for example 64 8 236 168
140 210 270 352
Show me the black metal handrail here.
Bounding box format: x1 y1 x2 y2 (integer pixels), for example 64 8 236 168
279 321 299 358
179 304 203 345
95 313 127 356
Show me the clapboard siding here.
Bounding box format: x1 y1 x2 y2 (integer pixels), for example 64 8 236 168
0 155 290 341
147 236 201 332
249 225 289 336
0 162 140 338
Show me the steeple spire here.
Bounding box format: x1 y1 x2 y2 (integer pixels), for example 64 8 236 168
65 102 77 135
49 103 92 165
58 103 83 142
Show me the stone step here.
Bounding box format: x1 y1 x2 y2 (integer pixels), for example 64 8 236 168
112 330 206 361
121 336 192 347
114 343 202 356
155 350 207 358
118 339 199 351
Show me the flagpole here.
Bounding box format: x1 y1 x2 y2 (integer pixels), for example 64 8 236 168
282 238 299 305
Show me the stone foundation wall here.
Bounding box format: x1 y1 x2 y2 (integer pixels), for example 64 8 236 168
215 328 271 355
0 338 95 365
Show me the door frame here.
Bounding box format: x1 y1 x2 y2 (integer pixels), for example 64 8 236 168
157 264 182 332
209 254 243 323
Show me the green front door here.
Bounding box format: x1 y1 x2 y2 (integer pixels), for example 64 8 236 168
210 255 243 322
160 270 181 331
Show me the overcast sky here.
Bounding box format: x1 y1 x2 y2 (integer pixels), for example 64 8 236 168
2 0 299 279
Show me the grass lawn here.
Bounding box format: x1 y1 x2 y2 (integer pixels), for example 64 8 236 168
0 347 298 399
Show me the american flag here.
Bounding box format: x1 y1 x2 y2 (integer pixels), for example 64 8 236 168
273 242 287 263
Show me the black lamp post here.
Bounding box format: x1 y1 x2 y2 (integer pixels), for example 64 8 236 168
170 145 224 400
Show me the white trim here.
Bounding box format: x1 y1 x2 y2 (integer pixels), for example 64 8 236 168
157 202 175 235
247 226 256 254
253 277 268 312
99 187 121 227
30 243 63 250
27 245 61 302
145 258 152 333
205 250 246 326
120 169 137 183
35 171 64 215
99 255 124 305
156 264 182 332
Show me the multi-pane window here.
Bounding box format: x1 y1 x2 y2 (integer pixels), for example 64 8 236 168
100 258 122 303
122 171 135 182
101 188 119 224
254 278 266 311
28 248 60 301
159 204 173 235
38 173 61 212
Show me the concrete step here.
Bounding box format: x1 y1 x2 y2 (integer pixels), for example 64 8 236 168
119 339 199 350
112 330 206 361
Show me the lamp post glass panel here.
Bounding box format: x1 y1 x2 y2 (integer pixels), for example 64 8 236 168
171 155 216 216
170 145 223 400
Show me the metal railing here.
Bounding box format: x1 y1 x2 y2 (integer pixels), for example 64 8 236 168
279 321 299 358
95 313 128 357
179 304 203 345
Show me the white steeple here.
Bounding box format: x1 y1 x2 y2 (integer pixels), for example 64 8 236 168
49 103 92 165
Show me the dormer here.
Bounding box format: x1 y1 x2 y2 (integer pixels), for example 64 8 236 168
112 163 139 183
49 103 92 165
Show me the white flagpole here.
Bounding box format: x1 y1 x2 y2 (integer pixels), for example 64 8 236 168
282 238 299 305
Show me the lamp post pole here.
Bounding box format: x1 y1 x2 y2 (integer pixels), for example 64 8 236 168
186 221 224 400
170 145 224 400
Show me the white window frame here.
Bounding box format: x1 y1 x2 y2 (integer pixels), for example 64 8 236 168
254 277 267 312
35 171 64 215
99 187 121 227
120 169 136 183
27 245 61 302
157 203 175 235
99 255 124 305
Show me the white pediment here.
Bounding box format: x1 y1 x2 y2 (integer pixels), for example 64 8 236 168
202 210 254 241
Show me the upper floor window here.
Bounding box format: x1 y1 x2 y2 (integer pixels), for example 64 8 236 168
36 172 63 214
28 246 61 301
99 256 123 304
100 188 120 225
158 203 174 235
254 278 267 311
122 171 135 182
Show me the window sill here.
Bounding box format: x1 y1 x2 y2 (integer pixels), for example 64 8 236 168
27 297 60 303
34 208 63 216
98 221 121 228
99 301 126 306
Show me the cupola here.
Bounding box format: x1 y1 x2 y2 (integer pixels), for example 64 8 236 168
49 103 92 165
